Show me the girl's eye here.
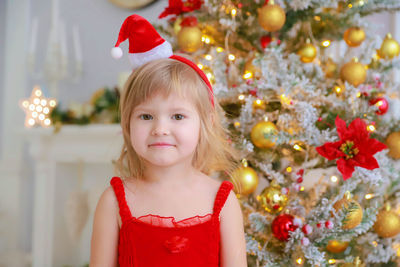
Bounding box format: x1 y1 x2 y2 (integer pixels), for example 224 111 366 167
139 114 153 120
172 114 185 120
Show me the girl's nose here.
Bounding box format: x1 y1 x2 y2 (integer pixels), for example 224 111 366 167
151 121 170 136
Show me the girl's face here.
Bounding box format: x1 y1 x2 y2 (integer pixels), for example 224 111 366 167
129 91 201 169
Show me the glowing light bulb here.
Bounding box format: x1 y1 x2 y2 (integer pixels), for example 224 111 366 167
367 125 376 132
321 40 331 47
365 193 374 200
296 258 303 265
243 72 252 79
204 54 212 60
293 144 302 151
330 175 338 183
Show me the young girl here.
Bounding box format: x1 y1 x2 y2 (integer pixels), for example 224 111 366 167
90 14 247 267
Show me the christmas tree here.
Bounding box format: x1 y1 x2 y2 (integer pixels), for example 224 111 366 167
156 0 400 266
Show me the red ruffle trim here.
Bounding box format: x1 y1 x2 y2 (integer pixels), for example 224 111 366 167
131 213 213 228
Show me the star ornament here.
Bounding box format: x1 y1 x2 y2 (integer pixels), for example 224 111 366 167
316 116 387 180
20 86 57 128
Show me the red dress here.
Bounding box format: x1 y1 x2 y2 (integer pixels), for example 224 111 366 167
110 176 234 267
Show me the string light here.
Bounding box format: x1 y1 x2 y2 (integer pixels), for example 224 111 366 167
231 8 237 17
234 121 241 127
328 259 336 264
330 175 338 183
334 85 342 94
293 144 302 151
372 241 378 247
216 47 224 53
356 92 362 98
286 167 292 173
243 72 253 79
321 40 331 47
204 54 212 60
365 193 375 200
202 36 211 44
280 94 291 105
348 3 353 8
300 186 305 191
367 124 376 132
197 63 204 69
228 54 236 61
296 258 303 265
238 94 245 101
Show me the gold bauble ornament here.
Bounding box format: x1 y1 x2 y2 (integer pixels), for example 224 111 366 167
326 240 349 253
244 58 261 79
173 17 183 35
386 132 400 159
333 192 363 230
377 33 400 60
230 159 259 195
257 180 288 213
250 121 278 149
257 1 286 32
177 26 203 53
340 58 367 87
297 40 317 63
343 27 366 47
373 205 400 238
324 58 337 78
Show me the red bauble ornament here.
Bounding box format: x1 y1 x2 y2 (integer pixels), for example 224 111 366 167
271 214 298 241
260 35 272 49
369 97 389 115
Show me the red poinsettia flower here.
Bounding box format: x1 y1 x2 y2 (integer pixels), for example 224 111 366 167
159 0 202 18
316 116 387 180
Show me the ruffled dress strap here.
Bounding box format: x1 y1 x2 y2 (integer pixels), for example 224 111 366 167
110 176 132 223
213 180 234 218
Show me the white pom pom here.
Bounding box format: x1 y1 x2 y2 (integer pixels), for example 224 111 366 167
111 47 123 59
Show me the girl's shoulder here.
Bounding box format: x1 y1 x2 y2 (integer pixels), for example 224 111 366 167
194 172 224 193
97 185 120 214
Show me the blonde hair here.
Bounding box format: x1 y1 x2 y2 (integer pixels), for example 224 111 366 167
115 57 239 180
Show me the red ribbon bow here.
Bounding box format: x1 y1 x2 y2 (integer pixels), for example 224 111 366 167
164 235 190 253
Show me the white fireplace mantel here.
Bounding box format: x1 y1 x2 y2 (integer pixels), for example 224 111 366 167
24 124 123 267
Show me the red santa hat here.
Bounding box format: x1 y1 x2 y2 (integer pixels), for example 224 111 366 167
111 14 214 106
